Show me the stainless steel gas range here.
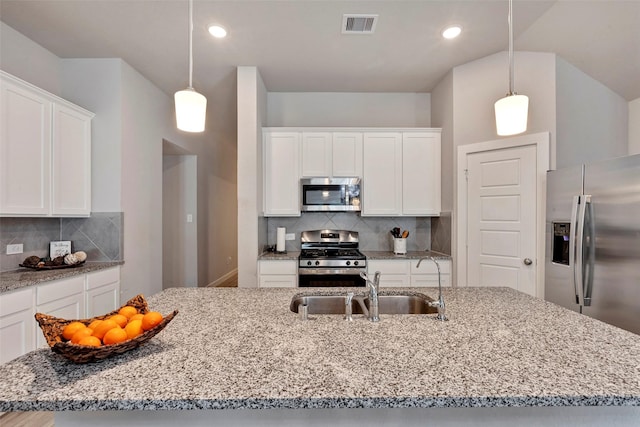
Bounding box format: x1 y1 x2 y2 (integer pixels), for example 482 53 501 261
298 230 367 287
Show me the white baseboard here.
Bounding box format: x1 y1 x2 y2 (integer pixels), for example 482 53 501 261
207 268 238 287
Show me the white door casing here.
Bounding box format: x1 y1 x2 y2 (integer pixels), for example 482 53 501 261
457 132 550 298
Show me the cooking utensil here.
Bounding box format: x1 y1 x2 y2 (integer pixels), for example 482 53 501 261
401 230 409 238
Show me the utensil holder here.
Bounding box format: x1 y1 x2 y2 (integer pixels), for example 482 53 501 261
393 238 407 255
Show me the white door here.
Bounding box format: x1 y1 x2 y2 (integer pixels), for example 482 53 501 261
466 144 537 296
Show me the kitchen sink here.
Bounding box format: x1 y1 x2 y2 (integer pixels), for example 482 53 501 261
289 293 437 316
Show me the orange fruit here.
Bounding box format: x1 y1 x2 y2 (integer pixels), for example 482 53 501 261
141 311 163 331
103 327 128 345
88 319 103 330
78 336 101 347
118 306 138 319
70 327 94 344
91 319 118 339
62 322 86 340
108 314 128 328
129 313 144 322
124 319 143 339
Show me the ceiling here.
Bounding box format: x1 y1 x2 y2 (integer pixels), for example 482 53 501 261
1 0 638 106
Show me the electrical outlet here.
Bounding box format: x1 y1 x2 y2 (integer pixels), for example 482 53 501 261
285 233 295 241
7 243 23 255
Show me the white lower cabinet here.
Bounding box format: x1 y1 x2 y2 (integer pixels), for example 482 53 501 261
0 287 36 364
258 260 298 288
86 268 120 317
0 266 120 363
35 276 85 348
368 258 451 288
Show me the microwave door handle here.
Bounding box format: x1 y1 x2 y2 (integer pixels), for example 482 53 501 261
574 195 588 309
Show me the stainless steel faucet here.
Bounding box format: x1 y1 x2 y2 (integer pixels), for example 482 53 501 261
359 271 380 322
416 256 448 321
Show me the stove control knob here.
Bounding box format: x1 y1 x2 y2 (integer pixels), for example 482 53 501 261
353 261 359 266
307 261 312 266
346 261 351 266
315 261 320 266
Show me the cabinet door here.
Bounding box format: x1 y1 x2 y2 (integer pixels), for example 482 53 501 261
332 132 363 177
0 288 35 364
0 76 52 215
52 103 92 216
402 132 441 215
362 133 402 216
368 259 410 287
86 282 119 317
301 132 331 177
36 292 85 348
264 132 301 216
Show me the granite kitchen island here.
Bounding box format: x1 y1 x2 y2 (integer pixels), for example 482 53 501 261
0 287 638 426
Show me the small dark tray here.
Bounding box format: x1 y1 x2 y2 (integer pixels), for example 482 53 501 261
19 260 86 270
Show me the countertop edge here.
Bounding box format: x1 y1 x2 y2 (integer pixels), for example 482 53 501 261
0 261 124 294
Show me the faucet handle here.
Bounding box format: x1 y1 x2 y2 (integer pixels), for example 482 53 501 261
344 292 354 321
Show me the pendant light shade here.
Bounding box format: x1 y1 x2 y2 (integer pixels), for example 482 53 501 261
175 0 206 133
494 0 528 136
495 93 528 136
175 88 207 132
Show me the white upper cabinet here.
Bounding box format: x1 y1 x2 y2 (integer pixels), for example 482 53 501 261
301 132 332 177
0 76 52 215
402 132 441 216
52 103 92 215
332 132 363 177
362 132 403 216
362 130 441 217
301 131 363 178
264 131 301 216
0 71 93 217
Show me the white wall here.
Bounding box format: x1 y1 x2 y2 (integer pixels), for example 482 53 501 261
431 71 454 213
556 57 628 168
237 66 267 287
629 98 640 155
162 153 197 289
267 92 431 127
0 22 61 96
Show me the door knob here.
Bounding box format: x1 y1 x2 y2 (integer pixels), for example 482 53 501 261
523 258 533 266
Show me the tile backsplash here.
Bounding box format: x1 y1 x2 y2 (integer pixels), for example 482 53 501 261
0 212 123 272
267 212 431 252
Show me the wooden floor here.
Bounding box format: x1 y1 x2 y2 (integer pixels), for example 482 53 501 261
212 271 238 287
0 412 54 427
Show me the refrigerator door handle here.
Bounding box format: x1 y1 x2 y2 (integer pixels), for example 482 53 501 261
569 195 580 305
575 195 588 309
583 195 594 306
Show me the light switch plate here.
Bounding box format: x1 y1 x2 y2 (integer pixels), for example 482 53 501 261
7 243 23 254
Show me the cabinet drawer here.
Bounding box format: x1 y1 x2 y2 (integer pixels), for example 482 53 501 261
86 267 119 290
367 260 410 275
410 275 451 287
259 275 297 288
36 275 84 305
0 287 34 314
259 260 297 275
378 274 411 287
409 259 451 274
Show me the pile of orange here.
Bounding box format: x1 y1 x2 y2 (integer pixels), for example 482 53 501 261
61 306 163 347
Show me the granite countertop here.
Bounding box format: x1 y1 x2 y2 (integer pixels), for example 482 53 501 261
363 250 451 260
1 286 639 411
258 251 300 261
0 261 124 294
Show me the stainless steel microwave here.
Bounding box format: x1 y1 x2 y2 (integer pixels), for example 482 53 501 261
301 178 361 212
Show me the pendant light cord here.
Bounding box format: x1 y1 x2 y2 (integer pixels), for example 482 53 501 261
508 0 514 96
188 0 194 89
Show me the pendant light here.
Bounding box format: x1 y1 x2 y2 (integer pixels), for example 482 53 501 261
494 0 528 136
175 0 207 133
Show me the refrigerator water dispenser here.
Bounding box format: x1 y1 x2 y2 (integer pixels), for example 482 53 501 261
552 222 571 265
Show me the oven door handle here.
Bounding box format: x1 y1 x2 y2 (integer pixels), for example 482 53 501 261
298 268 366 276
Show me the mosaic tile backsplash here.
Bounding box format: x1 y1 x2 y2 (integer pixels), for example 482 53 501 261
267 213 432 252
0 212 123 272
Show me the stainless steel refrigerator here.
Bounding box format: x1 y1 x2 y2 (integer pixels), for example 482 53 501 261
545 154 640 335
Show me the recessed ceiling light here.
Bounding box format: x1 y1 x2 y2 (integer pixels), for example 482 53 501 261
208 25 227 38
442 26 462 39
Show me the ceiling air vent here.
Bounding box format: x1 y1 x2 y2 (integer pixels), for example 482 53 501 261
342 14 378 34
